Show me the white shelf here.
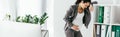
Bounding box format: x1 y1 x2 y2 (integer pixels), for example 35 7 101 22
94 23 120 25
112 24 120 26
94 22 110 25
93 4 120 6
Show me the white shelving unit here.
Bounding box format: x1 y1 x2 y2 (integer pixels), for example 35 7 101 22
94 4 120 6
93 4 120 37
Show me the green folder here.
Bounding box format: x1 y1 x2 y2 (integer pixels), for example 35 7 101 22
97 6 104 23
112 25 120 37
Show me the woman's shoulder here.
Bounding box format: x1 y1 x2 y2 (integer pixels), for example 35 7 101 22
70 4 78 9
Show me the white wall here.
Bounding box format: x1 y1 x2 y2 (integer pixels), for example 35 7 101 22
17 0 42 16
0 0 17 21
46 0 54 37
8 0 17 21
0 0 11 21
91 0 113 4
0 0 42 21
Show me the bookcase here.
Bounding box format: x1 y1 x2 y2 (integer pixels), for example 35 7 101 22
93 4 120 37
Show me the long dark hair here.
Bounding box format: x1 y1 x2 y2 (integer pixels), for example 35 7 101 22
75 0 91 5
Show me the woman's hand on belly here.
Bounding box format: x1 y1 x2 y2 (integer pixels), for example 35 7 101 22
71 25 79 31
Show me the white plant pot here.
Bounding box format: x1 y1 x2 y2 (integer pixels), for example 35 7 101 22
41 24 47 30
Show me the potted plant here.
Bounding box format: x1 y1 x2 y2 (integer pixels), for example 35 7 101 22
16 12 48 29
16 12 48 25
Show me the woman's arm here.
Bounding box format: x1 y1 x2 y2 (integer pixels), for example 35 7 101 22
63 6 74 28
89 4 94 12
64 5 80 31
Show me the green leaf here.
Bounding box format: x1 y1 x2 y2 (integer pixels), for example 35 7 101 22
16 16 20 22
39 12 48 25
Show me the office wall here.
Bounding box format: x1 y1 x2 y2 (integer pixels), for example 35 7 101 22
0 0 17 21
46 0 54 37
17 0 42 16
0 0 42 21
91 0 113 4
